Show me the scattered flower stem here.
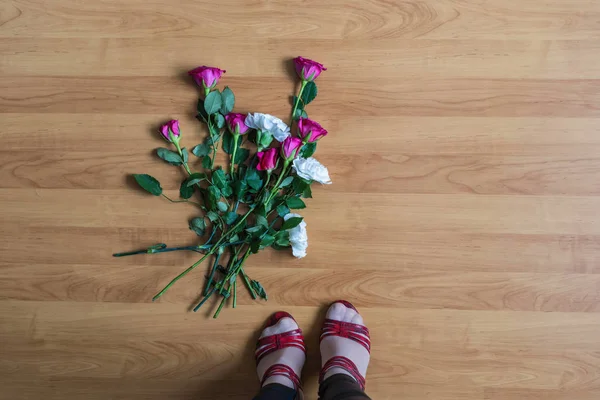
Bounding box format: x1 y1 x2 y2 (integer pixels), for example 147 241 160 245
203 252 222 296
161 193 203 208
152 209 254 301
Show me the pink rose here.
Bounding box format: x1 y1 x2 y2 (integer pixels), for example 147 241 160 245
297 118 327 142
188 66 226 89
225 113 250 135
293 56 327 82
159 119 180 142
281 137 303 160
256 148 279 172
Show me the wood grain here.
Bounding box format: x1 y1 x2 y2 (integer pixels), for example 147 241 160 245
2 0 600 399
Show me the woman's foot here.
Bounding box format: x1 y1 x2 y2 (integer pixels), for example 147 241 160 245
320 301 370 383
256 312 306 389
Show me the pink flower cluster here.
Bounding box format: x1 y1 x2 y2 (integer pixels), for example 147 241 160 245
162 57 327 172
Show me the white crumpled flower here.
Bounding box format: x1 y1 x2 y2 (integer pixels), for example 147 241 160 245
284 213 308 258
244 113 290 142
292 157 332 184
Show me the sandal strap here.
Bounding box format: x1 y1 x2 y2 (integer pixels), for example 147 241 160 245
319 356 366 391
320 319 371 353
261 363 303 391
256 328 306 365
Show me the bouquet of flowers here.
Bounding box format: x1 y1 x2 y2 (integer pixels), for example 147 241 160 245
114 57 330 318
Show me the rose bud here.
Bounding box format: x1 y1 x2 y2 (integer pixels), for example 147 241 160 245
159 119 181 143
293 57 327 82
256 148 279 172
188 66 226 89
225 113 250 135
297 118 327 143
281 137 303 160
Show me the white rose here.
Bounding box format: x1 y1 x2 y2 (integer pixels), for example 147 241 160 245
244 113 290 142
284 213 308 258
292 157 332 185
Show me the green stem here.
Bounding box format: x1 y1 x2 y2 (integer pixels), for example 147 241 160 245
161 193 202 208
213 283 231 318
204 252 222 296
230 134 239 175
152 210 253 301
290 80 307 124
266 162 290 204
152 252 212 301
232 278 237 308
240 267 257 299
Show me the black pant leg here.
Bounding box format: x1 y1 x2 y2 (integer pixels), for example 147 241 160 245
253 383 297 400
318 373 372 400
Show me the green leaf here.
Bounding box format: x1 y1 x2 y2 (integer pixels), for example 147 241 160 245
256 130 274 150
286 197 306 209
281 216 303 230
246 225 263 234
303 185 312 198
234 148 250 164
260 234 275 248
179 179 194 199
250 280 268 300
293 108 303 120
225 212 238 225
156 148 183 166
197 99 208 121
300 110 308 119
233 180 248 198
301 142 317 158
214 113 225 129
217 201 228 212
205 186 221 211
181 147 189 163
185 173 207 187
276 204 290 217
250 239 261 254
202 155 212 169
292 177 312 198
301 81 318 105
275 230 290 247
256 215 268 227
204 91 222 115
133 174 162 196
246 168 263 191
212 168 229 190
189 217 205 236
192 143 211 157
220 86 235 114
221 184 233 198
222 131 235 155
279 176 294 188
207 211 219 222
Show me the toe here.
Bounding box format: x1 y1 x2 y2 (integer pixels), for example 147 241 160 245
326 302 348 320
261 317 298 338
350 312 364 326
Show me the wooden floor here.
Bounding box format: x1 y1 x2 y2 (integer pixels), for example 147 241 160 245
2 1 600 399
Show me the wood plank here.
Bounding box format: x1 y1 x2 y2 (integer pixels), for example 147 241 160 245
3 38 600 79
1 76 600 117
2 263 600 312
2 226 599 273
1 0 600 39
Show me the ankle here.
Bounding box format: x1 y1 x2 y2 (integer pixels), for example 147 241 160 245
263 375 295 389
323 367 356 382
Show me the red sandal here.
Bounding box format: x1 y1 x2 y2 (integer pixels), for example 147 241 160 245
255 311 306 394
319 301 370 391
